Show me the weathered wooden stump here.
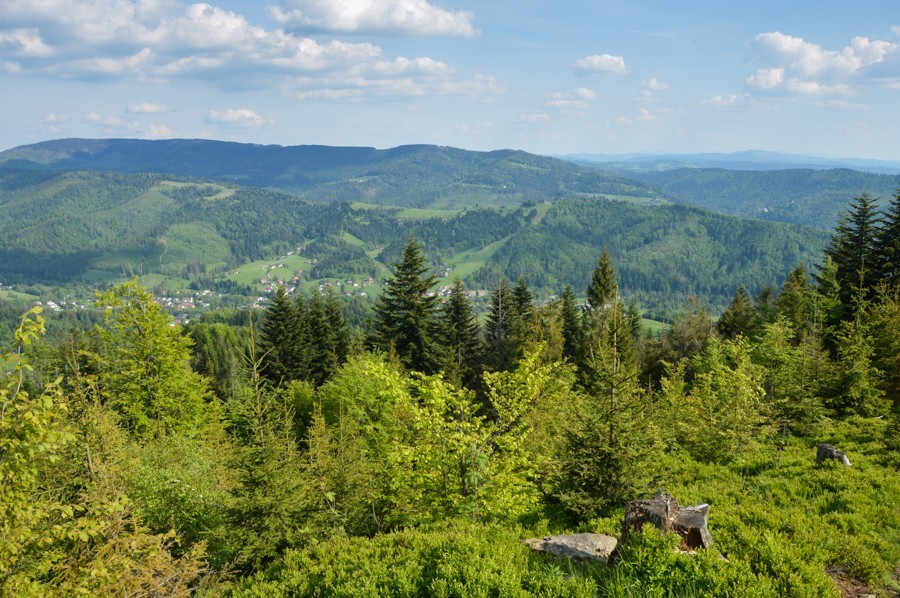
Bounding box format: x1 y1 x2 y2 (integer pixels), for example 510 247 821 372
816 443 851 467
618 489 712 553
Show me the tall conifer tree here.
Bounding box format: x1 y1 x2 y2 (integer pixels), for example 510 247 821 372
586 247 616 314
439 278 483 389
259 285 301 385
371 237 441 373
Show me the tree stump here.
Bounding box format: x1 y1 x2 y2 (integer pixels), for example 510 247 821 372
618 489 712 552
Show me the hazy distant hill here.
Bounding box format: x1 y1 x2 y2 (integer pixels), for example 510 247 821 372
627 168 899 230
565 150 900 174
0 138 659 208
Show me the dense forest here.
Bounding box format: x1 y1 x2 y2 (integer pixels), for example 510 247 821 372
2 191 898 596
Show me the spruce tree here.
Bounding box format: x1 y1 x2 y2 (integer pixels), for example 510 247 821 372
259 285 302 385
484 277 518 372
776 264 814 336
439 278 483 389
717 285 759 340
586 247 616 314
874 191 900 286
824 192 881 315
371 236 441 373
559 284 582 363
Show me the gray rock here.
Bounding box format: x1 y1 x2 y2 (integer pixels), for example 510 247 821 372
817 443 851 466
524 533 618 563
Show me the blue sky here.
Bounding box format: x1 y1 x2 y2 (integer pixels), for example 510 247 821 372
2 0 898 158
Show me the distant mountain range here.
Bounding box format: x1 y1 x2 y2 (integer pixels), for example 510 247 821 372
563 150 900 175
0 138 659 209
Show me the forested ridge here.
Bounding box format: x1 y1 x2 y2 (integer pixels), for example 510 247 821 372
0 168 827 317
2 192 899 596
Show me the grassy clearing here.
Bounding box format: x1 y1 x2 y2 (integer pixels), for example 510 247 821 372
396 207 464 220
438 237 511 286
0 289 39 302
225 254 313 288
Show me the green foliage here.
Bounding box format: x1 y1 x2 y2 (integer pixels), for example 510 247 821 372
226 520 601 597
662 337 770 463
0 308 75 589
94 280 212 438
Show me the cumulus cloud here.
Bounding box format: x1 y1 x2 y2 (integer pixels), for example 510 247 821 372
84 111 127 126
0 0 492 100
0 28 53 56
544 87 597 111
207 108 265 126
575 53 626 75
127 102 168 113
44 112 66 123
748 31 899 95
699 93 742 108
643 77 668 91
269 0 476 37
144 124 177 138
746 67 784 89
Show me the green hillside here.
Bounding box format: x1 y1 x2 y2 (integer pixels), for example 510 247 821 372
0 168 828 314
630 167 900 230
0 138 660 208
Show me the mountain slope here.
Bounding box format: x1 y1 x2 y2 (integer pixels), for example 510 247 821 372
0 138 659 208
627 168 900 230
0 169 827 313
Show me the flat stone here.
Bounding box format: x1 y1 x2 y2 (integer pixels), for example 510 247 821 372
524 533 618 563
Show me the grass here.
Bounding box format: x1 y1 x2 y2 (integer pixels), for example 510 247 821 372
224 254 314 289
396 208 464 220
438 237 512 286
0 289 39 302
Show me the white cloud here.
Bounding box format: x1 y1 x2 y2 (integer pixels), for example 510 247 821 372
207 108 265 126
516 113 550 123
0 28 53 56
127 102 168 113
544 87 597 111
746 67 784 89
144 124 177 139
643 77 668 91
893 25 900 36
748 31 899 96
699 94 741 108
636 108 654 122
575 53 626 75
269 0 476 37
813 99 869 110
83 111 127 126
785 79 852 95
888 81 900 90
0 1 489 101
44 112 66 123
2 61 22 73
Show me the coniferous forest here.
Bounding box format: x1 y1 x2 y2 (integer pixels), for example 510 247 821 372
2 192 900 597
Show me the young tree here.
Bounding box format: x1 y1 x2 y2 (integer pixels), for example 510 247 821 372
717 285 760 340
371 237 441 373
94 280 211 438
